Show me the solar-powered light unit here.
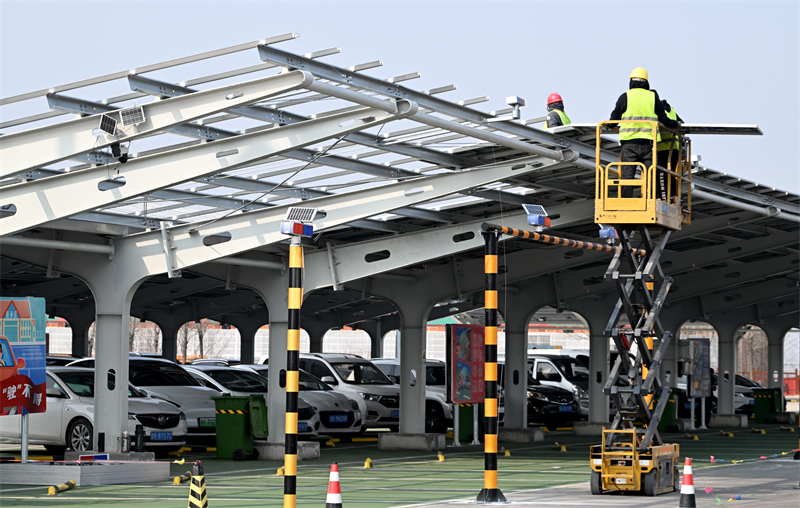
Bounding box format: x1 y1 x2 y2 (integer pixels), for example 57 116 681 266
119 106 146 127
598 224 618 244
280 207 318 238
98 114 117 136
523 204 550 232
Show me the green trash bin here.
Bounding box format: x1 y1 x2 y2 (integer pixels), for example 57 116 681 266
752 387 781 424
455 402 483 441
211 395 269 460
654 388 679 433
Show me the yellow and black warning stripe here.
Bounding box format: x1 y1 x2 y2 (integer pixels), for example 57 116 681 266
215 409 249 414
482 222 648 257
477 230 505 503
284 238 303 508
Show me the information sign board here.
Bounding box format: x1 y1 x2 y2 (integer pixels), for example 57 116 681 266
446 324 485 404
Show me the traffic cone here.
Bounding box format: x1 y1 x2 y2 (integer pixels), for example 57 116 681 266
325 462 343 508
187 462 208 508
679 457 696 507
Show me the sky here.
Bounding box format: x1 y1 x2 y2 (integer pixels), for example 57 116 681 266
1 1 798 193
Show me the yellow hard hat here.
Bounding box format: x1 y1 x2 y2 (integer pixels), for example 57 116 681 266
630 67 649 80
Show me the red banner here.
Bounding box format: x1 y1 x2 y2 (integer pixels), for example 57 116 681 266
0 374 47 416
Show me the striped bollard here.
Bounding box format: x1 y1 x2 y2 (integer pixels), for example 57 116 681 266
284 235 303 507
476 230 505 503
679 457 696 507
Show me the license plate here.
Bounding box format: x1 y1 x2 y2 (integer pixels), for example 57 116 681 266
391 410 399 418
685 403 692 409
616 478 627 484
151 431 172 441
559 405 572 412
298 422 308 432
198 417 216 427
329 415 349 423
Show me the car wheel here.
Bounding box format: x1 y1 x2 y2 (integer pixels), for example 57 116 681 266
643 469 657 496
425 402 446 434
590 470 603 495
44 445 67 455
67 418 93 452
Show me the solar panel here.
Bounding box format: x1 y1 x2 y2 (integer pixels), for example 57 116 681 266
119 106 145 127
522 204 547 216
284 207 317 223
98 114 117 135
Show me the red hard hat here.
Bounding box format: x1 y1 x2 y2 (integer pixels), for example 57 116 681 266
547 93 563 105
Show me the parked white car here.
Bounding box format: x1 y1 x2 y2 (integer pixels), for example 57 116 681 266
291 354 401 432
371 358 453 433
67 357 217 442
184 365 320 438
0 367 187 452
235 364 364 436
528 354 590 418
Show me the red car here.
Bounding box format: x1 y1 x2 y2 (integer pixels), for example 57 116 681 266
0 336 25 384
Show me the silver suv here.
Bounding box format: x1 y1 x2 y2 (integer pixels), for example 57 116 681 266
371 358 453 433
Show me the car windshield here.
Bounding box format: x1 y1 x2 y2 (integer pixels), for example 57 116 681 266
426 366 446 386
299 370 332 391
205 369 268 393
330 362 392 385
548 358 590 383
56 371 143 397
129 362 201 387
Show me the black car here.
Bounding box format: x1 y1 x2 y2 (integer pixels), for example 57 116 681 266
498 363 578 427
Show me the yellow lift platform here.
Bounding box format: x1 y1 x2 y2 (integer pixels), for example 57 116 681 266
589 120 685 496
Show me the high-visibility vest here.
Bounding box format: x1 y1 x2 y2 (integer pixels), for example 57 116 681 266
657 107 679 151
619 89 661 142
544 109 572 129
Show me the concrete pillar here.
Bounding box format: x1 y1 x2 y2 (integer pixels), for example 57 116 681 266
762 317 798 391
398 321 426 434
302 322 328 354
356 320 384 359
155 320 182 362
711 320 741 416
587 332 610 423
502 320 528 429
59 311 95 357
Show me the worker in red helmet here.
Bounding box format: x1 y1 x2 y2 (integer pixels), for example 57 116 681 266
544 93 571 129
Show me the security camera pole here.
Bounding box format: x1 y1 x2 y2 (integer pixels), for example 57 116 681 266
280 208 317 508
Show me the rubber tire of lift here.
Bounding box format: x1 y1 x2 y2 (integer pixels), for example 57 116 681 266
252 448 259 460
233 448 246 461
643 469 658 497
590 471 603 495
673 465 679 492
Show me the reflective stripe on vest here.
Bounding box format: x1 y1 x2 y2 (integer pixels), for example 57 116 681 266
620 89 661 142
657 107 679 151
544 109 572 129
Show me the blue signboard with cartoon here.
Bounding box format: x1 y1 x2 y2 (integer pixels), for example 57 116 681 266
0 298 47 416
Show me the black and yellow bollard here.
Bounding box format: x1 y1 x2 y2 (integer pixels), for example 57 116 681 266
48 480 76 495
188 462 208 508
284 235 303 508
476 230 506 503
174 471 192 485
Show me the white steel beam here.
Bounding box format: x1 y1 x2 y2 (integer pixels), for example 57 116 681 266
1 100 417 236
109 154 558 279
0 71 314 179
303 200 594 290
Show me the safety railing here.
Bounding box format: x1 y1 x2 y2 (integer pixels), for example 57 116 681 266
595 120 692 227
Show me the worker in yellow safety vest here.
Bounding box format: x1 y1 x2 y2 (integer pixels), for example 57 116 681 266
609 68 680 197
656 99 683 202
544 93 572 129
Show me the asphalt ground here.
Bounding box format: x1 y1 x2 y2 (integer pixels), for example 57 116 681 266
1 423 798 507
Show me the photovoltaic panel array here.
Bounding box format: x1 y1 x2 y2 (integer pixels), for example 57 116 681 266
284 207 317 223
522 204 547 216
98 114 117 136
119 106 145 127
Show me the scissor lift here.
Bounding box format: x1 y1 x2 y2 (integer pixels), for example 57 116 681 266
589 121 689 496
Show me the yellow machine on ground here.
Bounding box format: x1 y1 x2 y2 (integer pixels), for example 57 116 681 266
589 121 687 496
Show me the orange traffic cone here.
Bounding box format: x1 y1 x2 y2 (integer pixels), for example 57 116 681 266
325 462 343 508
679 457 696 507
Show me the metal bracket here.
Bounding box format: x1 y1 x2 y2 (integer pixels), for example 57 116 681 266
452 257 463 300
46 232 61 278
326 242 342 291
160 221 181 278
225 265 237 290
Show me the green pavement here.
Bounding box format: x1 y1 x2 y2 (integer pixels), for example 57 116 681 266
1 423 797 507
